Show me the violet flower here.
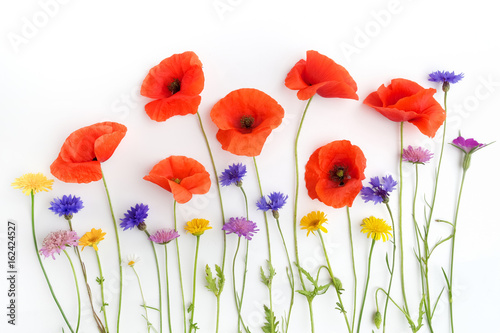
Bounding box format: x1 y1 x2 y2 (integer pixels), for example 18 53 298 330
120 203 149 231
402 146 434 165
360 175 397 204
220 163 247 187
49 195 84 219
222 217 259 241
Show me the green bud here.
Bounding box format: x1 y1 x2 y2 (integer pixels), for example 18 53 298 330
442 81 450 92
373 311 382 329
333 276 343 291
138 221 147 231
272 210 280 219
463 153 471 171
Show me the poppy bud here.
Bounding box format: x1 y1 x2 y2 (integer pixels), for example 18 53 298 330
373 311 382 329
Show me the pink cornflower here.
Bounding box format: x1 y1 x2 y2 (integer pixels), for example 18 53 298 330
149 228 180 245
402 146 433 164
39 230 79 259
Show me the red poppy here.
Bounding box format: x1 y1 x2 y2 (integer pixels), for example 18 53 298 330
363 78 445 138
305 140 366 208
143 156 211 204
210 88 284 157
141 51 205 122
285 50 358 101
50 122 127 183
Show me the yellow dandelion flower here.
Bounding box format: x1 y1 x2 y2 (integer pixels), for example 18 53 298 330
300 211 328 236
361 216 392 242
185 218 212 236
12 173 54 195
79 228 106 251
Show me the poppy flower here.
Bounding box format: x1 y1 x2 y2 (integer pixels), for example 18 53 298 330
305 140 366 208
363 78 445 138
210 88 284 156
285 50 358 101
141 51 205 122
50 122 127 183
144 155 211 204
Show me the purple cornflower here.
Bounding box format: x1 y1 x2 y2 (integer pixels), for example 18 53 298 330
451 136 485 154
428 70 464 91
222 217 259 241
49 195 84 219
39 230 79 259
120 203 149 231
402 146 434 164
220 163 247 187
360 175 397 204
257 192 288 218
149 228 180 245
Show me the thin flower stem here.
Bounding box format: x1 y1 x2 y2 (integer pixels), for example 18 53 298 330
307 299 315 333
131 266 151 332
189 236 201 333
145 232 162 333
346 206 358 328
232 237 244 331
276 217 295 333
63 250 81 333
448 168 467 333
238 186 250 333
173 200 187 333
195 112 227 273
318 231 352 333
95 250 109 333
101 168 123 332
356 240 376 333
382 203 397 333
411 165 434 333
30 193 75 333
398 122 410 312
253 156 275 333
163 245 173 333
293 97 313 291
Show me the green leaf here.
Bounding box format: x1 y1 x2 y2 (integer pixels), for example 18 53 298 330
205 265 219 295
215 264 225 291
262 305 279 333
187 303 194 313
144 305 160 312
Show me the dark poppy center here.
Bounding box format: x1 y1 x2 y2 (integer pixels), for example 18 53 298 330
240 115 255 129
172 178 181 184
92 157 98 161
329 165 350 187
168 79 181 94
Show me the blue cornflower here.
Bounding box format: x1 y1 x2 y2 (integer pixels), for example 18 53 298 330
257 192 288 218
360 175 397 204
428 71 464 91
120 203 149 231
219 163 247 187
49 195 84 219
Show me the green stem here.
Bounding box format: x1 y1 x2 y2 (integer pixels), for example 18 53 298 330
253 157 275 333
449 168 467 333
189 236 201 333
145 232 162 333
173 200 187 333
30 192 75 333
382 203 397 333
164 245 173 333
63 250 81 333
293 97 313 291
95 250 109 333
398 122 410 312
346 206 357 328
276 217 295 333
307 299 315 333
356 240 376 333
196 112 227 272
238 186 250 333
131 266 151 332
101 168 123 332
319 231 352 333
232 237 244 331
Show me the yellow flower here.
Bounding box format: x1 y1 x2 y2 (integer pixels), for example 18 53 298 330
185 218 212 236
79 228 106 251
361 216 392 242
12 173 54 195
300 211 328 236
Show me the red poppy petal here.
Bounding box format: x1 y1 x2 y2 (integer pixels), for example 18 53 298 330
297 83 328 100
285 59 308 90
377 79 424 106
180 172 211 195
50 156 102 183
145 95 201 122
167 179 193 204
216 127 272 156
304 147 321 200
94 124 127 162
315 178 362 208
316 81 359 100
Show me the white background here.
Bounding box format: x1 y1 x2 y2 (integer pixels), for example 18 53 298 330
1 0 499 332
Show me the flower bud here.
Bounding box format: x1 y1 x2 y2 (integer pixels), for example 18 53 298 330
463 153 471 171
272 210 280 219
137 222 147 231
373 311 382 329
332 276 343 291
